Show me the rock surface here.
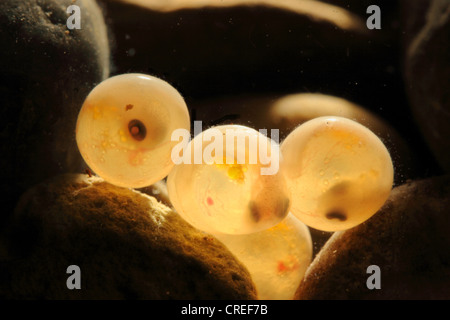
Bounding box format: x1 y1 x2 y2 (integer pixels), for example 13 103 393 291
138 180 172 208
0 174 257 299
402 0 450 172
295 175 450 300
100 0 387 100
0 0 110 219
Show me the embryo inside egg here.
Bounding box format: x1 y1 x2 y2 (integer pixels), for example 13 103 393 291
76 73 190 188
167 124 290 235
281 116 394 232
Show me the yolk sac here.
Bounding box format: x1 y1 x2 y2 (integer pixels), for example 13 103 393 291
75 73 190 188
167 124 290 235
214 213 312 300
281 116 394 232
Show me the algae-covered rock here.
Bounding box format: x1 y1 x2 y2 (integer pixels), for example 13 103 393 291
0 174 256 299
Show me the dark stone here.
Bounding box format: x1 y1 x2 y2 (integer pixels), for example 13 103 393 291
401 0 450 172
0 0 110 222
295 175 450 300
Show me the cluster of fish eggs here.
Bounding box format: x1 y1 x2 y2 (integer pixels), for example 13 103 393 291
76 73 394 299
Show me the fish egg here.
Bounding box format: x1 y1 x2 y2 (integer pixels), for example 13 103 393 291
281 116 393 231
214 213 312 300
76 73 190 188
167 125 290 235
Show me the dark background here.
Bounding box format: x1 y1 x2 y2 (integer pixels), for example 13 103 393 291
99 0 443 182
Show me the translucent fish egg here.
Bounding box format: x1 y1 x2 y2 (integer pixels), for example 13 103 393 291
281 116 394 231
214 213 312 300
167 124 290 235
76 73 190 188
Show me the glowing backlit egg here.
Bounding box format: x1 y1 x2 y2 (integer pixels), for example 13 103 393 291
281 116 393 231
76 73 190 188
215 213 312 300
167 124 290 235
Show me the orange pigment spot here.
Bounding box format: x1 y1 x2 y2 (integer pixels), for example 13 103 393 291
131 126 140 136
277 256 300 274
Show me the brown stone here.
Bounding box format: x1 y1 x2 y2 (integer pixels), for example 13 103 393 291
294 175 450 300
138 179 172 208
0 174 257 299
